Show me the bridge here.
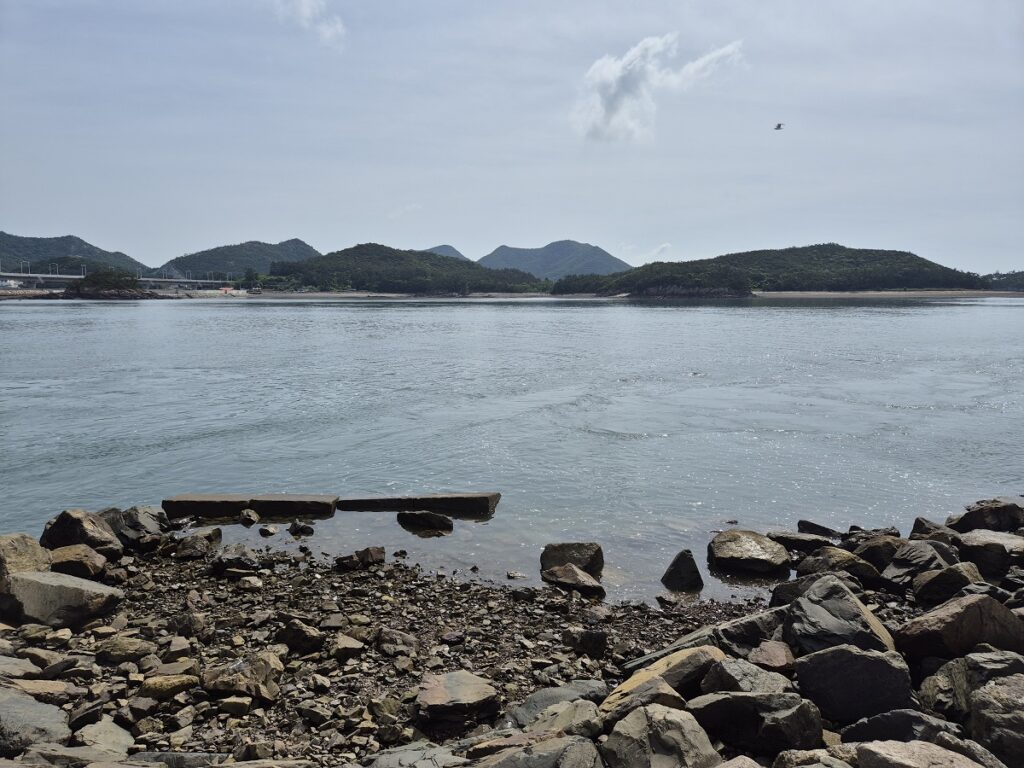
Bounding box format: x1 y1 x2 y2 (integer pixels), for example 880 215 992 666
0 272 228 289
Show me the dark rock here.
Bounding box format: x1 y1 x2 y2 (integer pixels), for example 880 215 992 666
329 633 364 661
99 506 169 552
798 521 843 539
914 562 985 608
708 530 790 575
40 509 123 561
162 493 252 520
769 532 836 555
660 549 703 590
600 704 720 768
540 542 604 580
247 494 338 519
700 657 792 694
5 571 123 627
287 520 315 536
416 670 499 726
0 533 52 591
911 517 963 546
955 583 1013 603
541 563 606 599
933 733 1008 768
783 575 895 655
523 699 602 738
276 619 324 654
337 492 501 519
968 673 1024 765
919 646 1024 721
794 644 913 723
48 545 106 580
506 679 608 727
796 546 882 584
239 509 260 526
476 734 601 768
748 640 796 675
397 511 454 536
956 530 1024 580
714 607 787 658
851 536 905 571
840 709 962 743
687 691 823 755
895 595 1024 660
770 572 862 608
948 497 1024 534
0 687 71 758
174 527 222 560
378 627 419 657
881 540 959 587
562 627 608 659
334 546 385 572
621 625 719 673
210 543 261 575
95 636 158 664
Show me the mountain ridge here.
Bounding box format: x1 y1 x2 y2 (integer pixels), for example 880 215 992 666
159 239 320 278
0 231 152 275
478 240 631 280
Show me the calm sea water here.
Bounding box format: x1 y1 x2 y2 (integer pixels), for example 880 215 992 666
2 297 1022 600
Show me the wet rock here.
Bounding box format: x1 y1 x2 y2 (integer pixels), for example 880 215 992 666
397 511 454 536
840 709 962 743
895 595 1024 660
956 530 1024 580
687 691 823 755
541 563 606 599
174 527 221 560
701 657 792 694
856 739 986 768
5 571 123 627
882 540 959 587
248 493 338 519
162 493 254 519
968 673 1024 766
708 530 790 575
258 525 277 537
948 497 1024 534
783 575 894 655
768 532 836 555
99 506 169 552
600 704 720 768
202 650 284 701
48 544 107 580
540 542 604 580
287 520 314 536
40 509 123 561
919 650 1024 722
0 687 71 758
914 562 985 608
795 644 912 723
337 492 500 519
0 533 52 591
524 699 603 738
239 509 260 526
506 679 608 727
796 547 881 584
95 635 158 665
416 670 499 727
851 535 905 571
661 549 704 591
797 521 843 539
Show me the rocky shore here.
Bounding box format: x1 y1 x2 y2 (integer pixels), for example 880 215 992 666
1 495 1023 768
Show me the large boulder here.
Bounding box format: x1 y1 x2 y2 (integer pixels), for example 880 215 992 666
856 740 988 768
540 563 605 599
895 595 1024 660
202 650 284 701
708 530 789 575
598 676 687 728
614 645 726 699
416 670 499 727
840 709 962 744
4 571 123 627
505 679 608 728
783 575 894 656
794 644 912 723
99 506 168 552
686 691 822 755
0 687 71 758
700 657 792 694
796 547 881 585
600 704 721 768
914 562 986 609
768 531 836 555
0 533 51 591
524 699 603 738
475 734 601 768
956 530 1024 580
882 540 959 587
39 509 123 560
919 650 1024 722
851 535 905 571
713 608 787 658
540 543 604 580
948 498 1024 534
48 544 106 580
661 549 704 591
968 673 1024 766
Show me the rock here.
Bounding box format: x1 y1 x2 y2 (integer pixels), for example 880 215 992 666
540 543 604 580
287 520 314 536
161 493 253 520
397 511 454 536
796 547 881 584
600 704 721 768
40 509 123 561
95 636 158 665
798 521 843 539
541 563 606 599
895 595 1024 660
379 627 419 657
968 673 1024 766
708 530 790 575
0 533 52 591
948 498 1024 534
258 526 277 537
719 758 762 768
956 530 1024 580
329 633 364 661
914 562 985 608
911 516 963 545
173 527 221 560
772 750 853 768
73 716 133 757
0 655 40 678
561 627 608 659
933 733 1008 768
334 546 385 571
416 670 499 726
20 742 126 767
0 687 71 758
524 699 603 738
687 691 823 755
919 650 1024 722
598 675 687 728
661 549 704 591
840 709 962 743
48 545 107 580
210 543 261 575
770 572 862 609
856 740 986 768
99 506 168 552
220 695 252 715
296 702 332 726
621 645 726 698
337 492 500 519
239 509 260 526
247 494 338 519
137 674 199 700
701 657 792 694
475 734 601 768
768 532 836 555
749 640 796 674
506 679 608 727
276 619 324 654
5 571 123 627
882 541 959 587
851 535 905 571
795 644 912 723
713 607 788 659
783 575 894 655
202 650 284 701
369 741 468 768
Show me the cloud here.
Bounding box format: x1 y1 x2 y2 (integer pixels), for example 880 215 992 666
574 34 743 141
387 202 423 220
274 0 346 48
647 242 672 260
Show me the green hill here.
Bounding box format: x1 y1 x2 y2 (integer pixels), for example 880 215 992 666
161 239 320 279
424 244 469 261
553 243 989 296
479 240 631 280
270 243 548 294
985 271 1024 291
0 231 151 275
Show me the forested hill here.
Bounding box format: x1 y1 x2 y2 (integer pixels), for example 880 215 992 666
160 239 320 278
0 231 151 275
479 240 631 280
270 243 548 294
985 271 1024 291
552 243 989 296
424 245 469 261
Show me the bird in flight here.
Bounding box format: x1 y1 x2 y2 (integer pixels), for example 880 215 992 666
775 123 784 130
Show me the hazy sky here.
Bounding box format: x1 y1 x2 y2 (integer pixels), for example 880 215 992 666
1 1 1022 271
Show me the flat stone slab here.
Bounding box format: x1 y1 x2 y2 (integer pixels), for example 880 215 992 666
337 492 500 519
162 494 338 520
6 571 123 628
247 494 338 520
162 494 254 519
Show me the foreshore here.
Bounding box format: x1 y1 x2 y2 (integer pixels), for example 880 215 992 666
1 494 1022 767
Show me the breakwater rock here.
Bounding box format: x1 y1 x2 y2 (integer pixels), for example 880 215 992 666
0 495 1021 767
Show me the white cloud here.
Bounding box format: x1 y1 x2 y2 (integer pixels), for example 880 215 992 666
387 202 423 220
574 34 743 141
274 0 346 49
647 242 672 260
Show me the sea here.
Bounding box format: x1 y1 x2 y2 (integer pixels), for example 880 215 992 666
1 296 1022 600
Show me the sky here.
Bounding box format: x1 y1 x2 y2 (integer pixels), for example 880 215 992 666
1 1 1022 272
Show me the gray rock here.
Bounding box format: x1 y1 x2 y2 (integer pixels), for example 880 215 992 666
700 657 792 694
911 517 963 546
796 547 881 585
914 562 985 608
506 679 607 728
768 532 836 555
95 635 159 664
201 650 283 700
5 571 123 627
794 644 912 723
661 549 704 591
40 509 123 561
174 527 222 560
598 675 687 728
708 530 790 575
416 670 499 726
948 497 1024 534
956 530 1024 580
933 733 1009 768
919 650 1024 722
541 564 605 599
0 655 40 678
600 704 720 768
841 709 961 743
783 575 894 656
770 572 862 609
330 633 365 661
397 511 454 535
73 716 133 758
0 687 71 758
687 691 823 755
714 607 788 658
0 533 51 592
797 521 843 539
476 734 602 768
368 740 469 768
895 594 1024 660
334 546 385 571
856 739 987 768
210 543 261 575
621 625 719 673
748 640 796 675
851 535 905 571
19 742 125 767
524 699 603 738
276 618 324 654
99 506 168 552
48 545 106 580
540 543 604 580
882 540 959 587
968 673 1024 766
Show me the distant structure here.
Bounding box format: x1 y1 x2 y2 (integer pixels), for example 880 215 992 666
775 123 784 130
